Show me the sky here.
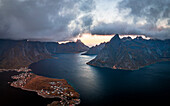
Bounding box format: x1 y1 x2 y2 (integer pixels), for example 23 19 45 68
0 0 170 46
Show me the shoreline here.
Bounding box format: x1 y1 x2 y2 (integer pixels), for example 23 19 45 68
87 59 170 71
0 69 20 72
10 71 80 106
10 85 62 99
0 67 32 73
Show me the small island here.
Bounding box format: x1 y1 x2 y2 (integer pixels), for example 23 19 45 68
10 70 80 106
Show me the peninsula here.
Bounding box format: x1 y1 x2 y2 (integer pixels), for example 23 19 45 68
10 71 80 106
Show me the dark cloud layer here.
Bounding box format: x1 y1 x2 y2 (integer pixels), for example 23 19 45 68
119 0 170 24
91 22 142 35
0 0 169 40
0 0 95 41
91 0 170 39
168 20 170 25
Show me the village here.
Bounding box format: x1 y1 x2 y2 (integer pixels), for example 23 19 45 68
10 71 80 106
11 72 34 88
0 67 32 72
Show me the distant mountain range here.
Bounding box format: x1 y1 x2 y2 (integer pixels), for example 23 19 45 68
1 34 170 70
46 39 89 54
87 34 170 70
82 42 106 55
0 39 89 69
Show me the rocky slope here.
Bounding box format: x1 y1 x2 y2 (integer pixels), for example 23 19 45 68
82 42 105 55
0 39 89 69
0 39 51 69
87 34 170 70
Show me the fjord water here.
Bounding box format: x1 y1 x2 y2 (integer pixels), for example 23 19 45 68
29 53 170 105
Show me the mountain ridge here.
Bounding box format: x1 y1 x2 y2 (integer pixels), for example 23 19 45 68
82 42 106 55
87 34 170 70
0 39 89 69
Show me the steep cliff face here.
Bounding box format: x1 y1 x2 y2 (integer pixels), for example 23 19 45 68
87 34 170 70
0 40 51 69
0 39 89 69
82 42 105 55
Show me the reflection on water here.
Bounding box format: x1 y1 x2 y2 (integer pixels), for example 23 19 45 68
29 53 170 105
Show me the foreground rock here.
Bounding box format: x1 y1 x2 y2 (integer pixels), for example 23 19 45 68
10 72 80 106
87 34 170 70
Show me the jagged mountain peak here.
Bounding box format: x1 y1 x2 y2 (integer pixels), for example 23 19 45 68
76 39 82 43
135 36 144 40
110 34 120 42
87 37 170 70
0 39 89 69
82 42 106 55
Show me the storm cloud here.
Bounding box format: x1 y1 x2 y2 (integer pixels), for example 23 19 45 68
118 0 170 24
0 0 95 41
91 0 170 39
0 0 170 40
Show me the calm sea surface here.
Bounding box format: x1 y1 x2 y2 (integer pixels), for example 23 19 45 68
1 53 170 105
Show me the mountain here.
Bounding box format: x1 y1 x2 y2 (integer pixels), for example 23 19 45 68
44 39 89 54
54 39 89 53
82 42 106 55
0 39 51 69
87 34 170 70
0 39 89 69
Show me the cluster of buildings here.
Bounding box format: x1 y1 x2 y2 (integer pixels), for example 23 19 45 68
0 67 31 72
10 72 80 105
11 73 33 88
38 81 80 105
17 67 32 72
39 81 71 96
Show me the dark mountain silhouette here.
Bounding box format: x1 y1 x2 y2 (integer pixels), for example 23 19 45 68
87 34 170 70
82 42 106 55
0 39 89 69
54 39 89 53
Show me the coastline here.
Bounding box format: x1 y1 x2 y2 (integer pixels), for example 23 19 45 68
0 67 80 105
9 70 80 106
0 67 31 73
87 59 170 71
0 69 20 72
